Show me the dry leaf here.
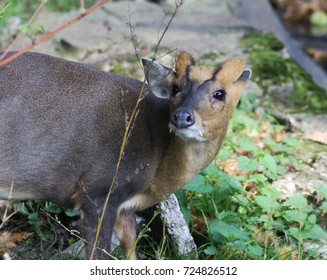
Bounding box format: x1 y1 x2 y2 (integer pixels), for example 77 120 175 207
191 216 207 235
303 131 327 144
0 231 32 256
220 159 239 176
279 245 298 260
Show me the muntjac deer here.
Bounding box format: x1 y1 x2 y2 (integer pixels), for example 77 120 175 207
0 51 251 259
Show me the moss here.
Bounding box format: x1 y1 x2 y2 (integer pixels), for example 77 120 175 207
240 31 327 113
249 50 288 83
240 31 284 52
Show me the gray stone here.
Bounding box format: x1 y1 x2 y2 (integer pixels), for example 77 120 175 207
157 194 197 257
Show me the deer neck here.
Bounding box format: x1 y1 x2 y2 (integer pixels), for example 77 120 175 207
149 135 222 201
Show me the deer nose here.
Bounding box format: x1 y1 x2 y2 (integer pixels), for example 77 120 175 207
171 109 195 129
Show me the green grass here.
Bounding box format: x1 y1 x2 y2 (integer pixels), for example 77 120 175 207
174 93 327 260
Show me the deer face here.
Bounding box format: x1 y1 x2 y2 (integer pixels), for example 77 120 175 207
143 52 251 142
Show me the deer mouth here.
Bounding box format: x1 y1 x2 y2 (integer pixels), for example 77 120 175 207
169 123 206 141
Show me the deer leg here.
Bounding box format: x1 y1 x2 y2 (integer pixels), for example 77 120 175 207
115 210 138 260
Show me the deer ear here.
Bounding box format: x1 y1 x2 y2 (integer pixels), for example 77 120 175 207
236 69 252 83
215 59 245 86
142 58 174 99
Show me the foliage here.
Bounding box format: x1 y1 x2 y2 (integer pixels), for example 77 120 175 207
176 93 327 260
240 31 327 113
0 0 92 27
0 199 80 259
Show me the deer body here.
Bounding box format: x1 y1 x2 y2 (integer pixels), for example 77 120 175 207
0 51 250 259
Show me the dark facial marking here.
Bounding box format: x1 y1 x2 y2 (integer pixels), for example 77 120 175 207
211 66 222 79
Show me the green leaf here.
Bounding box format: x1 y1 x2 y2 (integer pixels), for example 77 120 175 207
255 196 280 213
260 154 277 175
320 201 327 211
204 246 218 255
307 214 317 225
237 156 259 172
65 208 79 217
183 175 213 193
282 136 299 147
283 210 307 224
284 195 310 211
259 186 280 199
239 94 256 112
21 23 45 36
218 211 241 225
316 185 327 199
202 164 220 177
210 220 249 241
45 202 61 214
28 212 38 222
227 240 246 251
218 149 231 161
289 227 300 240
218 173 244 192
239 141 257 152
247 245 263 258
303 224 327 240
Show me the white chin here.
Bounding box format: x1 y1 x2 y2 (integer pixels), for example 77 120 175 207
169 124 206 141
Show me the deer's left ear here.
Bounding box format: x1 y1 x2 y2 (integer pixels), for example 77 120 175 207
142 58 175 99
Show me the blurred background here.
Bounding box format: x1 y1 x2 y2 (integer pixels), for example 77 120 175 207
0 0 326 260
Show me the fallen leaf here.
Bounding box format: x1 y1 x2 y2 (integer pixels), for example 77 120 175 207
303 131 327 145
306 48 327 64
279 245 298 260
0 231 32 256
220 159 239 176
191 216 207 235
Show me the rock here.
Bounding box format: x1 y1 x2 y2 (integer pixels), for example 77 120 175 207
157 194 197 257
289 113 327 135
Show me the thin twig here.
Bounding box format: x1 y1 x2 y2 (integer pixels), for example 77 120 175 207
29 0 48 24
152 0 185 59
90 0 185 259
90 76 147 259
40 209 117 259
0 182 17 230
0 0 48 61
0 0 109 67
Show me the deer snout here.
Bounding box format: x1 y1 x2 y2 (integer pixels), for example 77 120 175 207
171 109 195 129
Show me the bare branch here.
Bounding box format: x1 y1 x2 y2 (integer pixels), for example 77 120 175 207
152 0 185 60
91 0 185 259
0 0 109 67
0 0 48 61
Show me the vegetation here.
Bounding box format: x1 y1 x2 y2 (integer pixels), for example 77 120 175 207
0 0 90 26
240 31 327 112
0 1 326 260
175 93 327 260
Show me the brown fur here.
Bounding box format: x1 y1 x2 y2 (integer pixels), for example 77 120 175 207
0 51 250 259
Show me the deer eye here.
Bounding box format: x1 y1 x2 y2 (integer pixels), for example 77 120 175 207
213 89 226 101
171 84 180 96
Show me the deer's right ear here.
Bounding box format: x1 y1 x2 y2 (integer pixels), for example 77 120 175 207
142 58 174 99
